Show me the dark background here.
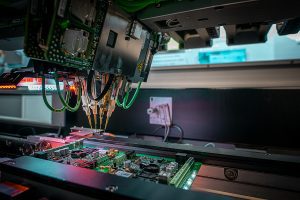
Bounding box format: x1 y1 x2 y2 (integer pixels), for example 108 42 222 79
67 88 300 149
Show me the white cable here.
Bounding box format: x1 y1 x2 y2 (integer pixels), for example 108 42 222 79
163 124 170 142
163 120 167 142
204 143 216 148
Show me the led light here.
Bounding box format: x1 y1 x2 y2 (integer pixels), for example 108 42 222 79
183 186 189 190
69 85 76 92
28 84 64 91
0 85 17 89
18 78 42 86
191 172 197 178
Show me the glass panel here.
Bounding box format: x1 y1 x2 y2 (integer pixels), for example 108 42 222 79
152 26 300 68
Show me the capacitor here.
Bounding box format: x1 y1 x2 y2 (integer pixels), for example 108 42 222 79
166 165 174 173
60 148 66 156
64 148 70 155
144 163 160 173
61 148 70 156
54 150 61 157
124 160 131 168
93 151 99 158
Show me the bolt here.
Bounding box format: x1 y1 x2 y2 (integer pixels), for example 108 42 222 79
105 185 118 192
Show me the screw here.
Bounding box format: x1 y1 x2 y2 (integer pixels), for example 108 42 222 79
105 185 118 192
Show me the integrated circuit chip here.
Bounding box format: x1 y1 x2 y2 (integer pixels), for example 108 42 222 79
115 170 133 178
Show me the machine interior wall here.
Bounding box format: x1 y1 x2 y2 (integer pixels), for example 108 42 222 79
68 88 300 149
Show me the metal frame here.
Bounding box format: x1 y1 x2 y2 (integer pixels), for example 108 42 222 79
0 156 229 200
137 0 300 32
1 136 300 199
84 137 300 177
137 0 300 47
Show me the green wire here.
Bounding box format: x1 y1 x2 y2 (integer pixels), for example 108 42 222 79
116 81 142 110
42 75 70 112
116 97 123 107
123 81 142 109
122 90 130 106
54 74 82 112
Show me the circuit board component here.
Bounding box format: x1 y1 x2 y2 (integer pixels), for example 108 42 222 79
25 0 109 70
35 144 200 189
170 157 195 187
23 0 161 130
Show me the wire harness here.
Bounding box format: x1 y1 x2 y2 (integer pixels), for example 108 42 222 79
41 73 82 112
116 81 142 109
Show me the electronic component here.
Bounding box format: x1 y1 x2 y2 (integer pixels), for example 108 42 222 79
175 153 188 164
97 154 109 165
115 170 133 178
61 29 89 56
144 163 160 173
166 162 178 174
54 150 61 157
124 160 131 168
113 152 126 165
69 0 96 26
158 171 172 184
170 157 194 187
25 0 108 69
2 1 300 129
129 163 140 172
30 139 200 189
20 0 162 127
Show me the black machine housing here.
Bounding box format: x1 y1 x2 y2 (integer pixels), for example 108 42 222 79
1 1 300 199
4 0 159 84
93 5 158 83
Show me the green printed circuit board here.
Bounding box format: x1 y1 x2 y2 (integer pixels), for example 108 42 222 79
25 0 108 70
39 141 201 190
